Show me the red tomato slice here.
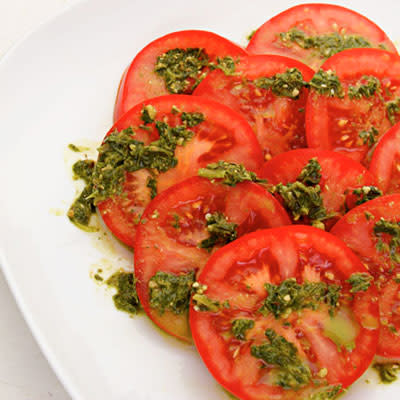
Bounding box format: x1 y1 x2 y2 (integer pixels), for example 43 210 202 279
331 195 400 358
259 149 378 228
306 48 400 166
190 226 379 400
97 95 263 247
114 30 247 121
247 4 397 70
193 55 314 159
369 121 400 194
134 176 291 342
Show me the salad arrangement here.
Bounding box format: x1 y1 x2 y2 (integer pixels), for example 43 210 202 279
68 3 400 400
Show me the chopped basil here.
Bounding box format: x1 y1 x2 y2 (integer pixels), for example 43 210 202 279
146 176 158 199
259 278 341 319
309 69 344 98
254 68 307 99
199 212 238 252
373 218 400 263
386 97 400 125
347 75 380 99
148 271 195 315
231 319 255 340
198 161 266 186
279 28 372 59
358 126 379 147
297 157 321 186
346 272 373 293
353 186 382 205
251 329 311 390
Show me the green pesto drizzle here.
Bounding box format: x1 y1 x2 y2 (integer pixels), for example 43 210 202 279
346 272 373 293
307 385 342 400
254 68 307 99
273 158 330 229
72 159 95 184
259 278 341 319
231 319 255 340
146 176 158 199
154 48 238 94
358 126 379 147
373 218 400 263
353 186 382 205
148 271 195 315
198 161 266 186
251 329 311 390
106 271 141 315
373 362 400 384
347 76 381 99
386 97 400 125
279 28 372 59
308 70 344 98
199 212 238 252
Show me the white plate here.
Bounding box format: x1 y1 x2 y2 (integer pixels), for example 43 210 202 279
1 0 400 399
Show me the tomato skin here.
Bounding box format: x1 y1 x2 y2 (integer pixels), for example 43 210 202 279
369 121 400 194
331 194 400 358
193 55 314 159
190 226 379 400
114 30 247 121
259 149 378 228
134 177 291 342
98 95 263 247
306 48 400 166
247 3 397 70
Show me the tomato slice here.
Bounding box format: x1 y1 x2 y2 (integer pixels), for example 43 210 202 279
114 30 247 121
97 95 263 247
190 226 379 400
369 121 400 194
306 48 400 166
259 149 378 229
134 176 291 342
331 194 400 359
247 4 397 70
193 55 314 159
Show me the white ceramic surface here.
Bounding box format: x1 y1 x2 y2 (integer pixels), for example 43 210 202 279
0 1 399 399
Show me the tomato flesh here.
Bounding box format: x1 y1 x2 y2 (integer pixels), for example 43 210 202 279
369 121 400 194
98 95 263 247
259 149 378 228
306 49 400 166
114 30 247 121
134 177 291 341
190 226 379 400
247 4 397 70
193 55 314 159
331 194 400 358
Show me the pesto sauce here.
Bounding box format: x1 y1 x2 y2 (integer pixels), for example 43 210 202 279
106 271 141 315
148 271 195 315
198 161 266 186
308 70 344 98
307 385 342 400
279 28 372 59
251 329 311 390
254 68 307 99
347 76 381 100
72 159 95 184
259 278 341 319
199 212 238 252
358 127 379 147
346 272 373 293
373 362 400 384
231 319 255 340
353 186 382 205
373 218 400 263
386 97 400 125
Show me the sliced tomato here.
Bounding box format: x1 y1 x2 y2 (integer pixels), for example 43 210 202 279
306 48 400 166
369 121 400 194
193 55 314 159
247 4 397 70
114 30 247 121
331 194 400 359
97 95 263 247
259 149 378 228
134 176 291 342
190 226 379 400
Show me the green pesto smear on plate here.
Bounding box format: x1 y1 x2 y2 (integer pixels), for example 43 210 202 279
373 362 400 384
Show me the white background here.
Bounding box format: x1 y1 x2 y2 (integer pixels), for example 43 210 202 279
0 3 74 399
